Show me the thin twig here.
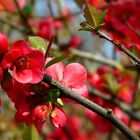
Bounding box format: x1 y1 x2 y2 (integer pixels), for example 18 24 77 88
70 48 121 68
96 30 140 64
13 0 34 35
43 74 140 140
88 85 140 121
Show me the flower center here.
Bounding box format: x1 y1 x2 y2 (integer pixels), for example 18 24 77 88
14 56 30 70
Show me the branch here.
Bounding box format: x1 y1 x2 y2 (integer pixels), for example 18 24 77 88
13 0 34 35
70 48 121 69
88 85 140 121
43 74 140 140
96 30 140 64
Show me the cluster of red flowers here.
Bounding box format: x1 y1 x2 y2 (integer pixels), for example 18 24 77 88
0 32 88 131
37 17 82 49
47 115 101 140
87 66 140 133
103 0 140 49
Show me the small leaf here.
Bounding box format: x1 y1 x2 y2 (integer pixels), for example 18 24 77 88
22 3 32 15
56 98 64 107
100 10 108 24
80 21 88 28
84 4 100 28
23 125 40 140
48 89 60 102
45 56 69 69
29 36 47 51
79 27 93 32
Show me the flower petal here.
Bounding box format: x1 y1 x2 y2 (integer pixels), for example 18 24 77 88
62 63 87 88
13 67 32 83
72 85 88 97
45 58 64 81
30 68 43 84
1 49 23 69
10 40 31 55
50 107 66 128
28 50 45 68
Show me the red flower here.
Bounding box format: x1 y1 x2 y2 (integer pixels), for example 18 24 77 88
50 107 66 128
45 58 88 97
1 40 45 84
0 32 8 60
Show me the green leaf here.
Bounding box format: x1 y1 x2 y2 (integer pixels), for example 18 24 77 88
29 36 47 52
56 98 64 107
23 3 32 15
45 56 69 69
79 27 93 32
48 89 60 102
84 4 100 28
80 21 88 28
23 125 40 140
100 10 108 24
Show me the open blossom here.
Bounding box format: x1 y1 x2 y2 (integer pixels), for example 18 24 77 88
45 58 88 97
1 40 45 84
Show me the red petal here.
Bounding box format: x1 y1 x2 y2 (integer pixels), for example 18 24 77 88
0 32 8 54
72 85 88 97
10 40 31 55
50 107 66 128
30 68 43 84
28 50 45 68
62 63 87 88
1 49 22 69
45 58 64 81
13 67 32 83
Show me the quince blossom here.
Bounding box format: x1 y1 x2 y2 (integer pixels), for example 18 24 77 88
45 58 88 97
1 40 45 84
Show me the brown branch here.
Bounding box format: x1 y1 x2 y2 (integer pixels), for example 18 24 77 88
13 0 34 35
88 85 140 121
43 74 140 140
96 30 140 64
70 48 121 69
